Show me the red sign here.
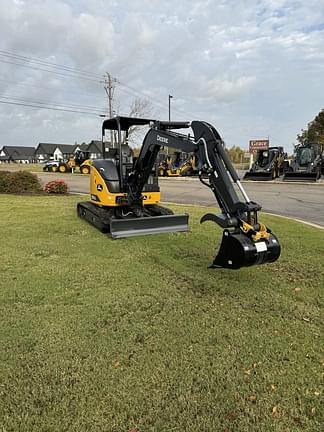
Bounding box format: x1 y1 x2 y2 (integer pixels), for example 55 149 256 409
249 139 269 154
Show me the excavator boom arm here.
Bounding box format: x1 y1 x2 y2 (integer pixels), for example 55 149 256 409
127 120 260 224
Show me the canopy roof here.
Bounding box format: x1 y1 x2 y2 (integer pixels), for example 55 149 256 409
102 116 155 133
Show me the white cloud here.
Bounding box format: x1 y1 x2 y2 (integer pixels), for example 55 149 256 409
196 76 257 102
0 0 323 151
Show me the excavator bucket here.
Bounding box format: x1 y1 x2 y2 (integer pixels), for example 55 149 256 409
110 214 189 239
243 171 273 181
282 172 318 182
210 229 281 269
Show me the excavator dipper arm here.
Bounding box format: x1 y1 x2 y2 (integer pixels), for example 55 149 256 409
126 120 280 269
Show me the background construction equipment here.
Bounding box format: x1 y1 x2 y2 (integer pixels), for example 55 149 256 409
283 142 323 182
244 147 287 181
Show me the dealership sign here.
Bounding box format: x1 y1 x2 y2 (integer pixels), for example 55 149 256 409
249 139 269 153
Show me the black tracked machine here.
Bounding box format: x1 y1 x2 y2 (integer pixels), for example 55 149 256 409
244 146 286 181
77 116 281 269
283 142 323 182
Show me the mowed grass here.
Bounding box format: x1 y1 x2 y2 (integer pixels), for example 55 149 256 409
0 194 323 432
0 163 44 172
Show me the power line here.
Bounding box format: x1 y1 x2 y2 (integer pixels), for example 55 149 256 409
0 58 102 83
0 49 198 120
0 78 103 99
0 99 104 116
117 80 197 119
0 94 106 112
0 50 103 79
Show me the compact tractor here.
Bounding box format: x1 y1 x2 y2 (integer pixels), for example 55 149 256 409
43 150 92 174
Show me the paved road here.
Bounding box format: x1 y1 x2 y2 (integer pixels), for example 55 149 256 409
37 172 324 227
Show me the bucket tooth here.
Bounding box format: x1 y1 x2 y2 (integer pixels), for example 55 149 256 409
210 229 281 269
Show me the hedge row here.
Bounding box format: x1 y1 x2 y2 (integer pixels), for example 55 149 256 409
0 171 42 194
0 171 68 194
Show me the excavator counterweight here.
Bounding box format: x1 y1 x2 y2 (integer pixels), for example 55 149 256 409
77 116 281 269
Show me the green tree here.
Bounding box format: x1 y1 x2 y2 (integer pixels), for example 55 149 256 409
297 109 324 146
226 145 245 163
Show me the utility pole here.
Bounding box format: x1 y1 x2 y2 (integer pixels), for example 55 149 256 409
104 73 116 146
167 94 173 155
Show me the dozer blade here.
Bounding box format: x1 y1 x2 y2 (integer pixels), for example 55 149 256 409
243 172 273 181
282 172 318 182
110 214 189 239
210 229 281 269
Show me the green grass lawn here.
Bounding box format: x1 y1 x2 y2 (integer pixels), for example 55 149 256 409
0 194 323 432
0 163 44 172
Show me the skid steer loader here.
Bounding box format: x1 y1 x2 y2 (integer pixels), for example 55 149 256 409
77 117 281 269
244 147 286 181
283 143 323 182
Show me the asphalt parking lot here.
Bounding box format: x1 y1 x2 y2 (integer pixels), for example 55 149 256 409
37 172 324 227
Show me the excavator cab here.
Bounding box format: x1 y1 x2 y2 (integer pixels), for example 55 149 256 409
78 116 281 269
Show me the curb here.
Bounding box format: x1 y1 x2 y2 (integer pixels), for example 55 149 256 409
162 201 324 231
158 177 324 186
262 212 324 230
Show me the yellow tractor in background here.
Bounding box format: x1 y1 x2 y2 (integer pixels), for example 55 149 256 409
158 151 198 176
158 151 182 176
58 150 92 174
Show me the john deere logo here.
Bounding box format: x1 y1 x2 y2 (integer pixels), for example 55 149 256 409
157 134 168 144
97 184 103 191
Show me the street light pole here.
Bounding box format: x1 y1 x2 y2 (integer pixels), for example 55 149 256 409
168 94 173 122
167 95 173 156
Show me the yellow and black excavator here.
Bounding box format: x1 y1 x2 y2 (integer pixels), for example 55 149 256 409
159 152 198 176
77 117 281 269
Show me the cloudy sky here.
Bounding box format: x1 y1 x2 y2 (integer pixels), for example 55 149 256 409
0 0 323 152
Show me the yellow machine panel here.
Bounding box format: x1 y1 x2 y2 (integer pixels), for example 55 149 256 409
90 165 160 207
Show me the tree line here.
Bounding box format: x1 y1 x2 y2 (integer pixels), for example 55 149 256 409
297 109 324 146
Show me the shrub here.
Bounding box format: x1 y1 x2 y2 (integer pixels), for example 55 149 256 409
0 171 41 193
0 171 11 193
43 180 68 194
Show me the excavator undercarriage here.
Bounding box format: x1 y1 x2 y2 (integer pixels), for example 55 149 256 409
77 116 281 269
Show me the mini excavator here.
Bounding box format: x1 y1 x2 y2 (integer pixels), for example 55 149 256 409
77 117 281 269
